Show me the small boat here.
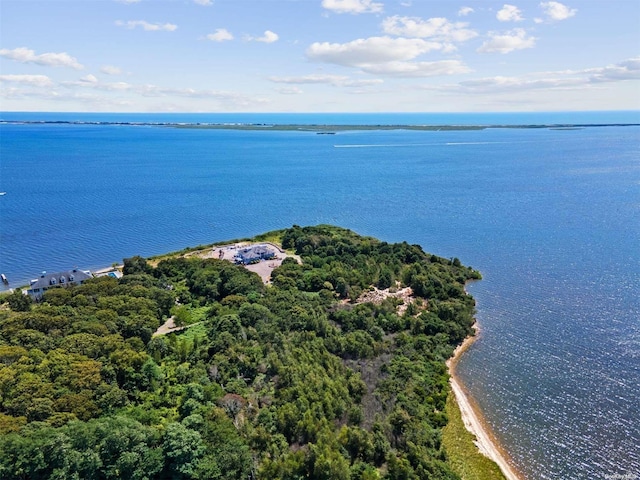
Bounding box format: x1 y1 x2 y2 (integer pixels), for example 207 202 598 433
1 274 8 284
0 192 6 196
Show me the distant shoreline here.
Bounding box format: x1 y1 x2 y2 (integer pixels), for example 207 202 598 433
447 325 524 480
2 120 639 131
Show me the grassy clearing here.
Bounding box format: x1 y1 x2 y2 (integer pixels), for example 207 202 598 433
442 392 506 480
253 229 286 245
171 304 209 326
172 321 208 342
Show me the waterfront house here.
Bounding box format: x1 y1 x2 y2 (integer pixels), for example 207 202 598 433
235 245 276 265
26 269 93 300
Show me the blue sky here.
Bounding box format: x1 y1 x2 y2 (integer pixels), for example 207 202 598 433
1 0 638 112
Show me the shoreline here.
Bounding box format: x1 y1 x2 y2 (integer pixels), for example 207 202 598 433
5 246 521 479
447 325 524 480
2 120 639 132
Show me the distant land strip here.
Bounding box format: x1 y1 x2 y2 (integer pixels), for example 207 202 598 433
2 120 639 131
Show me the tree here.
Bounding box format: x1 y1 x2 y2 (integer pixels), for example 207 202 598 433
123 256 153 276
377 268 393 290
0 225 481 480
6 291 32 312
163 422 206 479
305 434 351 480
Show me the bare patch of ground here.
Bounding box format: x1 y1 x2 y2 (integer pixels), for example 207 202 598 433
153 316 185 336
153 316 204 337
350 283 417 315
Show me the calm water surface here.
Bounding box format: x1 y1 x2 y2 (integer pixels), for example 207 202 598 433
0 114 638 479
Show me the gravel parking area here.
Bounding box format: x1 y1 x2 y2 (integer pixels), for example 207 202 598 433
202 242 300 284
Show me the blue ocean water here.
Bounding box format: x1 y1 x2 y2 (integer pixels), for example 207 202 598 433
0 112 639 479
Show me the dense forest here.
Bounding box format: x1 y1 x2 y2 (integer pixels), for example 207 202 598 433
0 225 481 479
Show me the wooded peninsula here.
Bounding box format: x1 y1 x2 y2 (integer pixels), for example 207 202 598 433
0 225 505 480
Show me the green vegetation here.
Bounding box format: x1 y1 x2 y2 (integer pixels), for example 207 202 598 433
171 304 209 327
0 225 490 479
442 394 506 480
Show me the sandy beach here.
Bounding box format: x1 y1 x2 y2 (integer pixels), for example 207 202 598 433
447 327 524 480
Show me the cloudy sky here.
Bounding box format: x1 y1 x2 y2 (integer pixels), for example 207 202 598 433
1 0 639 112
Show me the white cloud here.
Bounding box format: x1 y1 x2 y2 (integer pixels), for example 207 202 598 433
79 74 99 84
54 77 268 107
497 4 524 22
0 74 53 87
539 1 576 21
307 36 443 66
269 74 383 87
245 30 279 43
116 0 141 4
584 57 640 83
0 47 83 69
358 60 471 77
306 37 472 77
457 75 582 92
276 86 303 95
2 74 270 110
115 20 177 31
477 29 536 54
100 65 123 75
103 82 133 91
321 0 383 14
194 0 213 5
458 7 474 16
269 74 348 84
207 28 234 42
58 76 252 99
343 77 371 85
255 30 279 43
131 85 269 107
0 86 140 108
381 15 477 43
436 57 639 95
63 79 132 91
341 78 385 87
